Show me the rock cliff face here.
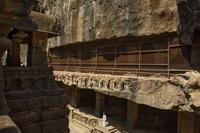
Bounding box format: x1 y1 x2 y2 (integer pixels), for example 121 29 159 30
54 71 200 113
40 0 178 48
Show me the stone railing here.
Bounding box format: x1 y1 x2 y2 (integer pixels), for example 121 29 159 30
3 66 53 77
71 110 98 128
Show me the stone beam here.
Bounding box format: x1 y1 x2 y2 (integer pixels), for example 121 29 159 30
54 71 200 113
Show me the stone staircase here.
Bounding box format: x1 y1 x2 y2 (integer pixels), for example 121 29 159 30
93 125 120 133
68 106 132 133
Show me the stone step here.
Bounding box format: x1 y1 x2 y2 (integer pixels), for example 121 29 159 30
110 129 119 133
94 125 120 133
107 125 115 131
95 126 109 133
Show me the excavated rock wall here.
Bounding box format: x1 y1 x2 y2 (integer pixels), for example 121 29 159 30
54 70 200 113
40 0 178 48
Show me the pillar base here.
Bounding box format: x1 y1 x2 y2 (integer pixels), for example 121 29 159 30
125 121 137 128
94 110 102 117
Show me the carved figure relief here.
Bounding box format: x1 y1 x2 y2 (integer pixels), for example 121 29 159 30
19 78 26 90
32 77 40 90
4 78 11 91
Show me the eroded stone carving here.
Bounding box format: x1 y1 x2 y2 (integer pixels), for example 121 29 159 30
4 78 11 92
71 110 98 128
19 78 26 90
44 77 51 89
54 70 200 113
177 0 200 43
32 77 40 90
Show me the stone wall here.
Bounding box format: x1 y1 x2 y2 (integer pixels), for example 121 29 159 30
54 70 200 113
40 0 178 48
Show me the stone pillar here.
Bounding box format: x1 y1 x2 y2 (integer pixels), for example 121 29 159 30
27 32 48 66
126 100 138 127
0 27 12 113
94 92 105 117
7 37 21 66
74 88 81 108
178 112 200 133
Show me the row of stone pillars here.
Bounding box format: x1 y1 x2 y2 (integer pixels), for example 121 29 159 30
72 89 138 127
6 31 48 67
94 92 138 127
71 89 200 133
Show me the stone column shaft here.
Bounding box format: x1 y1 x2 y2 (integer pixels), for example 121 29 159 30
178 112 200 133
7 38 21 66
126 100 138 127
0 36 12 113
94 92 105 117
74 88 81 108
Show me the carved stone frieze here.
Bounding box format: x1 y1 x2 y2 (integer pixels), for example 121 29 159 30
3 66 52 77
7 95 68 111
53 70 200 113
5 89 65 101
3 67 68 113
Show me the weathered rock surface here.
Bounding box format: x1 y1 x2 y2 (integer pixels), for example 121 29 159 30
54 70 200 113
177 0 200 43
40 0 178 48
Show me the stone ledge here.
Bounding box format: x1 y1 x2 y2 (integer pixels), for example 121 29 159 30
54 71 200 113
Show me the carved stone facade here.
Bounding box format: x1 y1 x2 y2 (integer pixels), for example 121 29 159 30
0 0 39 133
3 67 69 132
0 0 70 133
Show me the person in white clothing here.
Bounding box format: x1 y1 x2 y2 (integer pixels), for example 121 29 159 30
102 112 107 127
